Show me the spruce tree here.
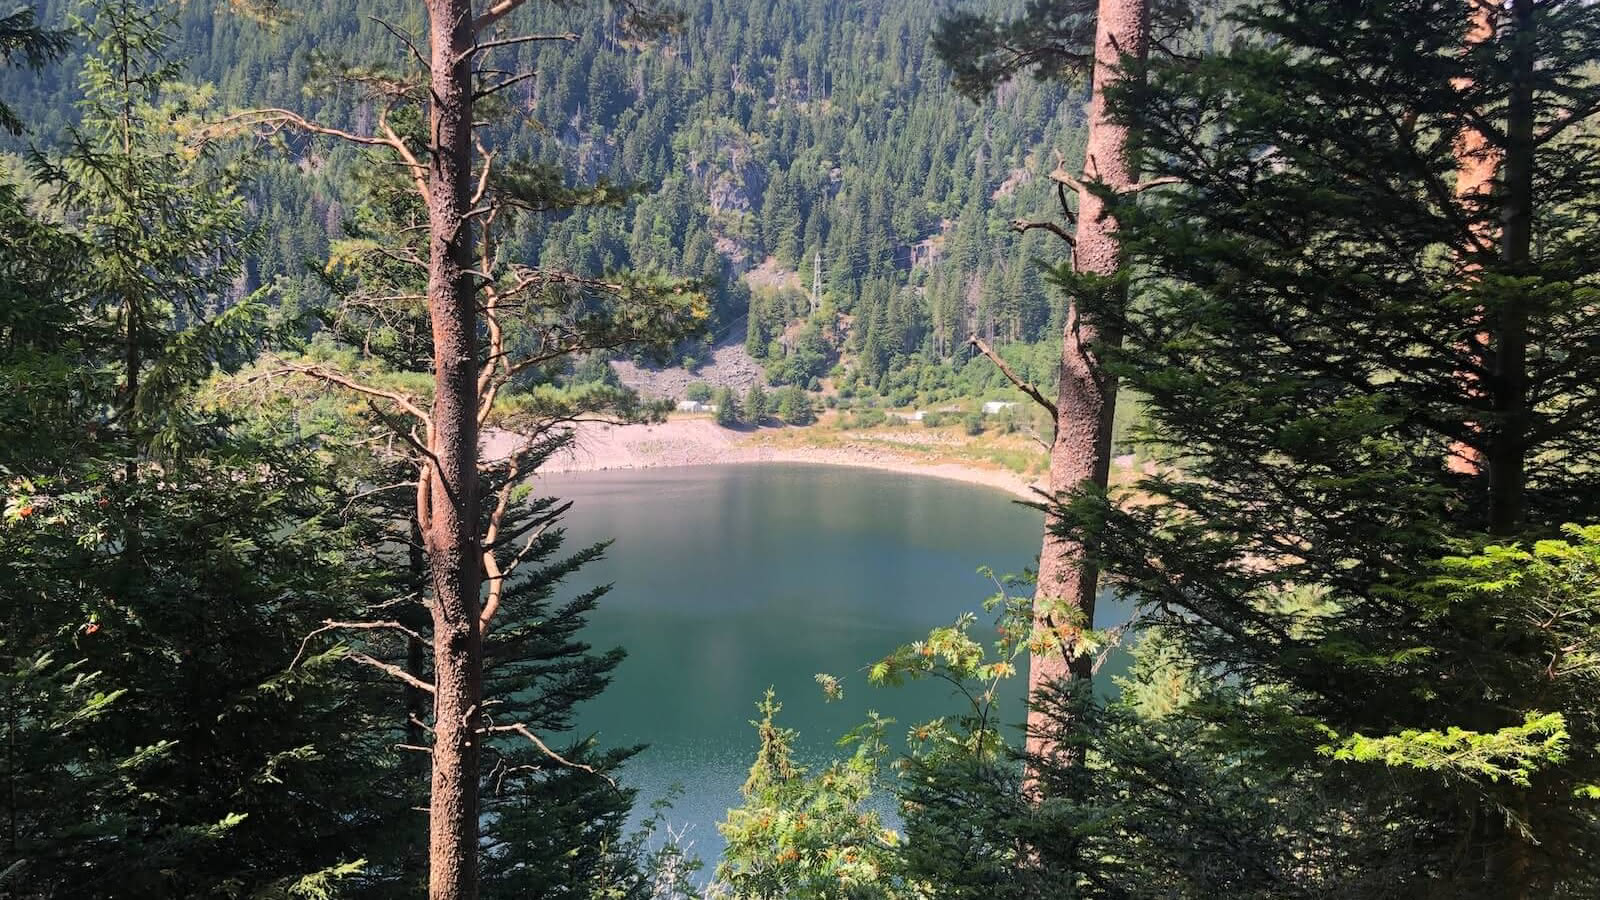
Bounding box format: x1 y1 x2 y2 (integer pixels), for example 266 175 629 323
1072 0 1600 891
2 3 413 895
744 381 768 425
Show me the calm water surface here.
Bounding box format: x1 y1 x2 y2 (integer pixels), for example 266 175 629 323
538 463 1126 861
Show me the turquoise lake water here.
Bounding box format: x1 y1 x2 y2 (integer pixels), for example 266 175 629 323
539 463 1129 863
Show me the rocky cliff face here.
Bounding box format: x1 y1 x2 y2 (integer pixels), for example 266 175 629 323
610 318 766 399
684 123 767 272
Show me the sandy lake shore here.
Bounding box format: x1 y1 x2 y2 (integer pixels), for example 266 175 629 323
484 417 1044 500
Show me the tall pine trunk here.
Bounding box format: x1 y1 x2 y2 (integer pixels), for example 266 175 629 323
422 1 483 898
1028 0 1149 761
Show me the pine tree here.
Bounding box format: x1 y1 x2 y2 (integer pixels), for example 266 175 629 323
209 4 704 895
744 381 768 425
936 0 1174 763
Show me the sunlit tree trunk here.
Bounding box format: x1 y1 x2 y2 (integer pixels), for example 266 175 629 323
422 1 482 897
1028 0 1149 762
1448 0 1498 477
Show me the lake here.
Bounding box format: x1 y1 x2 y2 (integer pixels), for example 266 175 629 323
539 463 1126 864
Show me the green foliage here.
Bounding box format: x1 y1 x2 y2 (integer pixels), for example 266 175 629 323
3 2 701 896
0 9 414 895
961 411 984 436
714 386 740 428
8 0 1087 398
744 381 768 425
686 381 714 403
775 385 813 425
1049 0 1600 893
714 691 902 899
0 7 72 134
840 407 887 430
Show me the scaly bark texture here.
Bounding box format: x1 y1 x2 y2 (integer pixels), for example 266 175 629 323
1028 0 1149 760
422 1 483 898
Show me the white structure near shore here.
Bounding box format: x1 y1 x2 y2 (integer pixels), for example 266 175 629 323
675 400 719 413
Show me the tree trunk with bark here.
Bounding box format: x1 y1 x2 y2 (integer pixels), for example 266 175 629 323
422 1 483 898
1028 0 1150 762
1487 0 1534 537
1448 0 1498 477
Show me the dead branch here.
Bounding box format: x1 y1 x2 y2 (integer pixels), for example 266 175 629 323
474 70 538 101
1047 166 1088 197
340 481 419 516
967 334 1059 419
468 32 578 59
370 15 429 71
1055 181 1077 226
488 722 618 790
256 360 431 425
351 651 437 694
204 107 429 204
1011 218 1075 246
472 0 536 34
1122 175 1181 194
478 454 523 630
290 618 430 670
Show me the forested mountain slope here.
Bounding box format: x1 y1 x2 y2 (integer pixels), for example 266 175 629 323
10 0 1101 399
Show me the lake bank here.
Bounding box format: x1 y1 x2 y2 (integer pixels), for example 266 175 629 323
490 416 1049 500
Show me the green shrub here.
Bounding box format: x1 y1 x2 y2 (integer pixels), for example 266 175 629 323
777 386 814 425
713 387 740 428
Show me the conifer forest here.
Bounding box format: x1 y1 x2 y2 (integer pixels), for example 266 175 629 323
3 0 1600 896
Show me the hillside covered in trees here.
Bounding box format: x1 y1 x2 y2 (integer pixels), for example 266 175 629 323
6 0 1600 897
8 0 1155 402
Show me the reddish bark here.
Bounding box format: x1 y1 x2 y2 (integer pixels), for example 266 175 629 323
1447 1 1498 477
422 1 483 898
1028 0 1150 762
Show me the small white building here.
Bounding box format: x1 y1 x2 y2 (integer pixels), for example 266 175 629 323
982 401 1017 416
907 410 926 422
676 400 719 413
